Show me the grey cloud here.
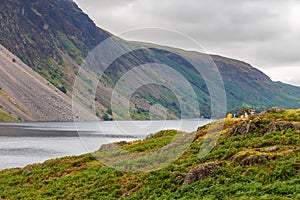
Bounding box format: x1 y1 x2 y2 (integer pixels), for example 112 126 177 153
74 0 138 9
136 0 287 42
74 0 300 86
75 0 292 43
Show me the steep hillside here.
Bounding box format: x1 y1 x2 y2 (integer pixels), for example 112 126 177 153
0 45 76 121
0 108 299 199
0 0 300 120
0 0 110 94
139 42 300 114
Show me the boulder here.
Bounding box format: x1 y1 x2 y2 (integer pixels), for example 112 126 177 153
183 161 225 184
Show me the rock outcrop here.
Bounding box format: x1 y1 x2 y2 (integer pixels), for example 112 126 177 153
183 162 225 184
260 121 297 136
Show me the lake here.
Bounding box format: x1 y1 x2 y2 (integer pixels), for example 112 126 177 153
0 119 211 170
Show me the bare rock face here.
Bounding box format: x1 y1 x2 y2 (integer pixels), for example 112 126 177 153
183 162 225 184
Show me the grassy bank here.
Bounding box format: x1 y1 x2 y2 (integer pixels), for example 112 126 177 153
0 108 299 199
0 108 21 122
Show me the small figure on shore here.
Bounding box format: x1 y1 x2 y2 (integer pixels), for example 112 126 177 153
227 113 233 119
233 112 239 118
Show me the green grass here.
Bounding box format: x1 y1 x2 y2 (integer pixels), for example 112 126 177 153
0 108 299 199
57 32 83 64
123 130 178 152
0 108 21 122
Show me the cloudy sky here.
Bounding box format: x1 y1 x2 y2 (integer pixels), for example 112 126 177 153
74 0 300 86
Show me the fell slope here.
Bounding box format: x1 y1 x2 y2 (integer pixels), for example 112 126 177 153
0 108 299 199
1 0 300 120
0 45 74 121
139 42 300 113
0 0 110 94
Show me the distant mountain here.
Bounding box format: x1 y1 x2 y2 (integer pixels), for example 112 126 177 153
0 0 299 121
139 43 300 114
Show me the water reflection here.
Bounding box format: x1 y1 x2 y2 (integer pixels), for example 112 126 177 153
0 119 211 169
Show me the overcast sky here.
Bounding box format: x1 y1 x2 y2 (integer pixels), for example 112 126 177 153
74 0 300 86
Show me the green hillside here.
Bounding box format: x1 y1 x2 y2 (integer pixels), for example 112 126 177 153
1 0 300 120
1 108 299 199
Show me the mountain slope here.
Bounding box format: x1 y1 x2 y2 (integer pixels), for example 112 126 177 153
138 42 300 113
0 0 110 94
0 108 299 199
0 0 300 120
0 44 75 121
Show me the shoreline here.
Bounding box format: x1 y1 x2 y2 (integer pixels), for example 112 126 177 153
0 126 140 138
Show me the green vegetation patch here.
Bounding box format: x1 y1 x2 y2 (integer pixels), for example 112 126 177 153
123 130 178 152
57 32 83 64
0 108 299 199
0 108 21 122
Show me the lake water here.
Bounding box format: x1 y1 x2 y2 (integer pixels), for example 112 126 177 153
0 119 211 170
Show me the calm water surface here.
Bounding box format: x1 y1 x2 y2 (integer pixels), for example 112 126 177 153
0 119 211 170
